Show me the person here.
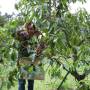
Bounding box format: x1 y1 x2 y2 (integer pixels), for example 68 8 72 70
15 22 45 90
16 23 35 90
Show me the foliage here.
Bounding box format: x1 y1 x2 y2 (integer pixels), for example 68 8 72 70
0 0 90 90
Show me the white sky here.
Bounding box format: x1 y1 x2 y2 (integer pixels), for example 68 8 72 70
69 0 90 13
0 0 19 15
0 0 90 15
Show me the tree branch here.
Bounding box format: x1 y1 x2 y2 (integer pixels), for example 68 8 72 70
57 71 69 90
71 69 86 81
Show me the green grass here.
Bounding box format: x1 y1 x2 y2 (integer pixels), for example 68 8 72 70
9 74 90 90
8 65 90 90
10 72 74 90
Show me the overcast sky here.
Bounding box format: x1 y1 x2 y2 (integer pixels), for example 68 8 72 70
69 0 90 13
0 0 18 15
0 0 90 15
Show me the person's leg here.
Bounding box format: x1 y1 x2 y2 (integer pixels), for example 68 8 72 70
18 79 26 90
28 80 34 90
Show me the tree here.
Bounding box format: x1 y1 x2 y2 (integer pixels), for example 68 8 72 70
0 0 90 90
15 0 90 89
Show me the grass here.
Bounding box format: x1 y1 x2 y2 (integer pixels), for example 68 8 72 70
8 64 90 90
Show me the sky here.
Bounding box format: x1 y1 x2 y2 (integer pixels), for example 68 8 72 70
0 0 90 15
69 0 90 13
0 0 19 15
